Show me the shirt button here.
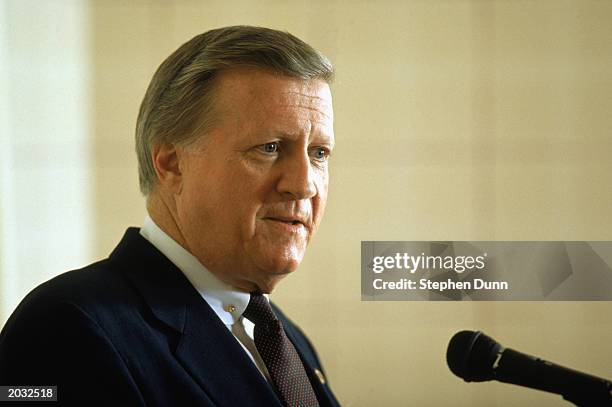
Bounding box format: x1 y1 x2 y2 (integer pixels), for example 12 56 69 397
225 304 236 313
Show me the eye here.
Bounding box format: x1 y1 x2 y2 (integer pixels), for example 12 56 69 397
261 142 279 154
311 147 331 161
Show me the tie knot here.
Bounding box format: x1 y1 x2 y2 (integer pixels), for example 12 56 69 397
243 292 280 329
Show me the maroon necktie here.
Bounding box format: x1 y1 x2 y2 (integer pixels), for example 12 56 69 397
243 292 319 407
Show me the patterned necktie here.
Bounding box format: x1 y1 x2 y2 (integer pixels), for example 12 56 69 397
243 292 319 407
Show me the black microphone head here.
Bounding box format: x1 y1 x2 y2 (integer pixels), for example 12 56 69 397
446 330 503 382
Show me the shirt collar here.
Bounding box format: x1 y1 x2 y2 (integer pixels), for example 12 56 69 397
139 215 251 325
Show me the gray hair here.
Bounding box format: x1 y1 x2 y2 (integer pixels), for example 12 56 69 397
135 25 334 195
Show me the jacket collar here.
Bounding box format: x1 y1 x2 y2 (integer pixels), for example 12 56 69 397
109 228 282 406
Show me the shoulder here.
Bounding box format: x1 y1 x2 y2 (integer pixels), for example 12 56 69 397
0 257 141 358
0 260 146 403
7 257 137 325
4 228 160 329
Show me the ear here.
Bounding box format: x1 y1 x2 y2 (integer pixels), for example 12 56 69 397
152 143 183 194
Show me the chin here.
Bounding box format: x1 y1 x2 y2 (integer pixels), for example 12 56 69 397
262 256 301 276
249 252 305 293
255 275 288 294
249 242 305 272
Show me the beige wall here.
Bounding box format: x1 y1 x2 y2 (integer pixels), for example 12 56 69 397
3 1 612 405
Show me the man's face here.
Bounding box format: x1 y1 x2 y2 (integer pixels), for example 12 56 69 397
173 69 334 293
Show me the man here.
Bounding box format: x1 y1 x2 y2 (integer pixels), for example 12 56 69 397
0 26 340 406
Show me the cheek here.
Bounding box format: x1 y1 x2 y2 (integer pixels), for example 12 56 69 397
313 172 330 223
236 179 271 239
177 190 213 234
239 203 260 241
178 166 231 231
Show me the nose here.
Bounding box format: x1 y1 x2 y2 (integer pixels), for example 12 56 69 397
277 150 317 200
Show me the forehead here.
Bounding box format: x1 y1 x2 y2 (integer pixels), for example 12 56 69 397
212 68 334 124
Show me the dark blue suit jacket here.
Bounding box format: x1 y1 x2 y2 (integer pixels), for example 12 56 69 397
0 228 340 406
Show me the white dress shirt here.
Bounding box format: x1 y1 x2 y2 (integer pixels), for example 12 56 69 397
139 215 271 381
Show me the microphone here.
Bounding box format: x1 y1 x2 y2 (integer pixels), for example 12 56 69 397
446 330 612 406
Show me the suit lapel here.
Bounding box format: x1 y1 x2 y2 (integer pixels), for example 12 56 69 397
111 229 282 407
174 290 282 406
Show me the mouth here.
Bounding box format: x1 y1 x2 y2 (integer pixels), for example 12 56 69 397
263 217 306 227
